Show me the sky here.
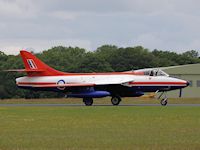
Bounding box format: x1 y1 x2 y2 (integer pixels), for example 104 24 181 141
0 0 200 55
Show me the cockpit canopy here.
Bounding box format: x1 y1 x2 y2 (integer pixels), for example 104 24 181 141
134 69 169 77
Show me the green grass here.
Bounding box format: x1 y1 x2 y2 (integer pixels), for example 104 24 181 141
0 97 200 104
0 106 200 150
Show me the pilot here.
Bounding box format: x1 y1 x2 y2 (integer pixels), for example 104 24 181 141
150 70 154 76
155 70 159 76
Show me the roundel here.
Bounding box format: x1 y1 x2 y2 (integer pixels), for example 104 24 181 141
57 80 66 90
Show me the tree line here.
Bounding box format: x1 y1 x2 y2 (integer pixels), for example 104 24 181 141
0 45 199 99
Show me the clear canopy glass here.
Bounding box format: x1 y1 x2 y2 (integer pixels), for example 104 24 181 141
135 69 169 76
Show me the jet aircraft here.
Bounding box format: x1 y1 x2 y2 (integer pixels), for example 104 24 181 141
8 50 189 106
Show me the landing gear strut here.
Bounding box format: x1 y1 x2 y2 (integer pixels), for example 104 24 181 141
157 91 168 106
83 98 93 106
111 96 121 105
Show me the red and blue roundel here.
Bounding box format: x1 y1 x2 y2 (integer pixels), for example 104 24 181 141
57 80 66 90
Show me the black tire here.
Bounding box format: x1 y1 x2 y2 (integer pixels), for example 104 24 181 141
83 98 93 106
111 96 121 105
161 98 168 106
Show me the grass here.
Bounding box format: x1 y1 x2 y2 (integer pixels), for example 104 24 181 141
0 106 200 150
0 97 200 104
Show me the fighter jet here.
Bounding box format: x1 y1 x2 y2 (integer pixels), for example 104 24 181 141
8 50 189 106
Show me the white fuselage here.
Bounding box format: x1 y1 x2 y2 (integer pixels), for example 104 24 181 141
16 74 188 88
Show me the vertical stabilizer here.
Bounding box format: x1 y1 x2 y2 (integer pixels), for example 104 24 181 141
20 50 65 76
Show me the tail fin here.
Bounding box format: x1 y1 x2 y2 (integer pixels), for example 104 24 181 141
20 50 65 76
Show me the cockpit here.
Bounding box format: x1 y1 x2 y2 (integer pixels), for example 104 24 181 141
134 69 169 77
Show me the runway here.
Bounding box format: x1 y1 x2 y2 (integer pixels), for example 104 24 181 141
0 104 200 107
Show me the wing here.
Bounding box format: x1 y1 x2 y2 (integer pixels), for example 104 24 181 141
94 76 134 86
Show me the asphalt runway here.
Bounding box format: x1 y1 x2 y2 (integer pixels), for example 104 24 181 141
0 104 200 107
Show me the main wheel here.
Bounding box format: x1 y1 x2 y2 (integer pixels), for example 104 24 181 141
111 96 121 105
161 98 168 106
83 98 93 106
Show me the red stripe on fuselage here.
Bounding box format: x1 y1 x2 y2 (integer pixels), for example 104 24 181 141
17 82 55 85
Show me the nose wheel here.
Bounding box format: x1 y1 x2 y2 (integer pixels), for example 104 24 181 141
157 91 168 106
160 98 168 106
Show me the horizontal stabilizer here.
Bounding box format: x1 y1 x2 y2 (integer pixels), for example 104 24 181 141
5 69 44 72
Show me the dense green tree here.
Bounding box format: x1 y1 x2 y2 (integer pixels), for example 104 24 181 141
38 46 86 72
183 50 199 58
79 52 113 72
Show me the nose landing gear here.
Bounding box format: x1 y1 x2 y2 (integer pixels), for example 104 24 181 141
157 91 168 106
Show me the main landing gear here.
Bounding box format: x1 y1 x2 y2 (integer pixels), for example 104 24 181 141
157 91 168 106
83 98 93 106
83 96 122 106
111 96 121 105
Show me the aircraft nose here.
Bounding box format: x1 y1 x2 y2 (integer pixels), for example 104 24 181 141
186 81 190 87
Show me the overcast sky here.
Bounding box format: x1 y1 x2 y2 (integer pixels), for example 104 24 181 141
0 0 200 55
